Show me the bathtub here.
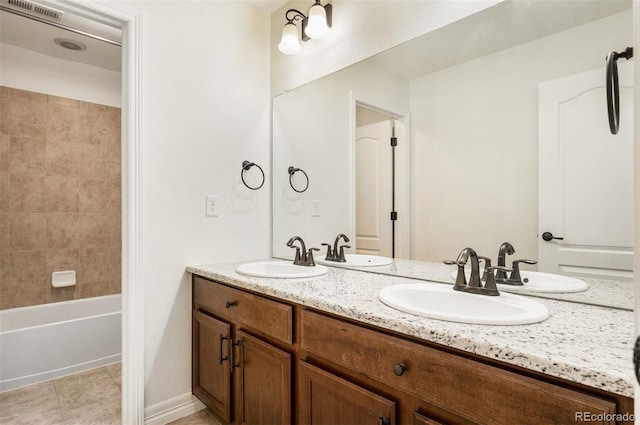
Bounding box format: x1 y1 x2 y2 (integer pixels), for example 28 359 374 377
0 294 122 392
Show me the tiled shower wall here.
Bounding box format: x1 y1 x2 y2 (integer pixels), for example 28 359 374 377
0 86 121 309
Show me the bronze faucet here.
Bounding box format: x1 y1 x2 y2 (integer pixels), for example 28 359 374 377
444 247 509 296
321 234 351 262
286 236 319 266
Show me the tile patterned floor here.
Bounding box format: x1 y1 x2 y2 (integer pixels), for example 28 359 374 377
0 363 220 425
0 364 121 425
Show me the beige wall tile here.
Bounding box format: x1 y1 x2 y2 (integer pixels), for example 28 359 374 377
10 88 47 102
9 136 46 176
78 247 112 283
10 175 46 213
79 280 111 298
9 96 46 139
46 102 82 144
2 88 121 309
47 177 79 213
0 96 8 136
11 213 47 251
0 174 8 212
47 285 78 303
10 250 48 286
78 213 112 246
0 252 9 281
79 179 110 212
0 134 8 173
0 213 8 252
46 213 80 250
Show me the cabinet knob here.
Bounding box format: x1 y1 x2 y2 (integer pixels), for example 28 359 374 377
392 363 406 376
225 301 235 308
378 418 391 425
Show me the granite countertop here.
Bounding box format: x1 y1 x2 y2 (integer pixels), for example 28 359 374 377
306 258 634 311
187 259 635 398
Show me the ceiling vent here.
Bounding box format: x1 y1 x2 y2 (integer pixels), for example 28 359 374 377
7 0 63 21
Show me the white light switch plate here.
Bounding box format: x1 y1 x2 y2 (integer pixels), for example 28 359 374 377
206 195 219 217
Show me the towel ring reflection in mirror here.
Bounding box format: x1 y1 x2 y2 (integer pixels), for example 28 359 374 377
241 160 265 190
288 166 309 193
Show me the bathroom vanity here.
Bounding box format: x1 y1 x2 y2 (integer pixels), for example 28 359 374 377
188 262 634 425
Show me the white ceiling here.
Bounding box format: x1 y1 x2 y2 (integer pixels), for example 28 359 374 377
369 0 632 80
0 5 122 72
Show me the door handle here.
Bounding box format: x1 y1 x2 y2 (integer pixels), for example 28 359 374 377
634 336 640 385
541 232 564 242
219 334 228 364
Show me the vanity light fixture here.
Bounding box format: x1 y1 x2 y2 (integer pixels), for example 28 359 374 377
278 0 332 55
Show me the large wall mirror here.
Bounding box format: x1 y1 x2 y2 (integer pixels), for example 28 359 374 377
272 0 634 310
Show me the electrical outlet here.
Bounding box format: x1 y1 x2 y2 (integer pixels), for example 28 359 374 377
206 195 219 217
312 200 320 217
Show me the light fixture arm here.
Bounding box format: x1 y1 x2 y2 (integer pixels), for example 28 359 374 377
285 8 307 24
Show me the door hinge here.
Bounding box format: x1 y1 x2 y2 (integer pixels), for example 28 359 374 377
390 211 397 221
390 137 397 147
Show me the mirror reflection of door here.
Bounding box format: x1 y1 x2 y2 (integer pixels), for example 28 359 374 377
355 106 404 257
538 64 634 280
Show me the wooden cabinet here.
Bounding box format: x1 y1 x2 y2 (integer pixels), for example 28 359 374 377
234 331 291 424
193 276 293 425
192 310 231 422
192 275 633 425
298 361 395 425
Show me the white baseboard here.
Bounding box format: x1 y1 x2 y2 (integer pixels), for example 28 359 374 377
144 393 206 425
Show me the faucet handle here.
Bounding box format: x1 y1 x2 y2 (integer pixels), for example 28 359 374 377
477 255 492 281
444 260 467 289
306 247 320 266
509 259 537 284
483 266 511 295
321 243 333 260
336 245 351 262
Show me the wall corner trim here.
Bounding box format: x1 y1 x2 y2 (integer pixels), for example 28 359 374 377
144 393 206 425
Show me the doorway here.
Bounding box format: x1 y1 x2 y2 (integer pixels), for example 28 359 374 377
352 97 410 259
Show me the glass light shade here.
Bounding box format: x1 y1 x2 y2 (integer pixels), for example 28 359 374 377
278 22 301 55
305 3 329 40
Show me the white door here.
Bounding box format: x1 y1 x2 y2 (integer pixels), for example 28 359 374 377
355 120 393 256
538 64 634 280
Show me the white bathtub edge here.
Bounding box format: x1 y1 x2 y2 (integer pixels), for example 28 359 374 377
144 392 207 425
0 354 122 393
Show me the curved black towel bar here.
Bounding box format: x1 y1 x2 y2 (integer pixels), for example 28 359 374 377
241 160 265 190
288 166 309 193
606 47 633 135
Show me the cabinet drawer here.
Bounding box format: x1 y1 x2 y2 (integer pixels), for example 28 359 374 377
193 276 293 345
301 310 616 425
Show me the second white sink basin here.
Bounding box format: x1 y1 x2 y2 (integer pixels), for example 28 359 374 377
316 254 393 267
379 283 549 325
236 261 328 279
449 270 588 293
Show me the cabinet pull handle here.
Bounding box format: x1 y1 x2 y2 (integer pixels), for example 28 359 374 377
219 334 228 364
230 340 240 372
378 418 391 425
225 301 235 308
392 363 406 376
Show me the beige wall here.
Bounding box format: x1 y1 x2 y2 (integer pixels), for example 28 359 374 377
0 86 121 309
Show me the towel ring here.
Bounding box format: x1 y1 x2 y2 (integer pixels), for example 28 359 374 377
606 47 633 135
288 166 309 193
241 160 265 190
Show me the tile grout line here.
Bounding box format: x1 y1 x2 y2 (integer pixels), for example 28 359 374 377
51 379 68 425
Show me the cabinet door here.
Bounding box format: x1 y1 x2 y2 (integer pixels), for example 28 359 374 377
414 412 445 425
299 361 395 425
234 330 291 425
193 310 231 423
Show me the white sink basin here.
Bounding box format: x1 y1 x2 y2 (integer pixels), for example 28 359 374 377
316 254 393 267
236 261 328 279
379 283 549 325
449 270 588 293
